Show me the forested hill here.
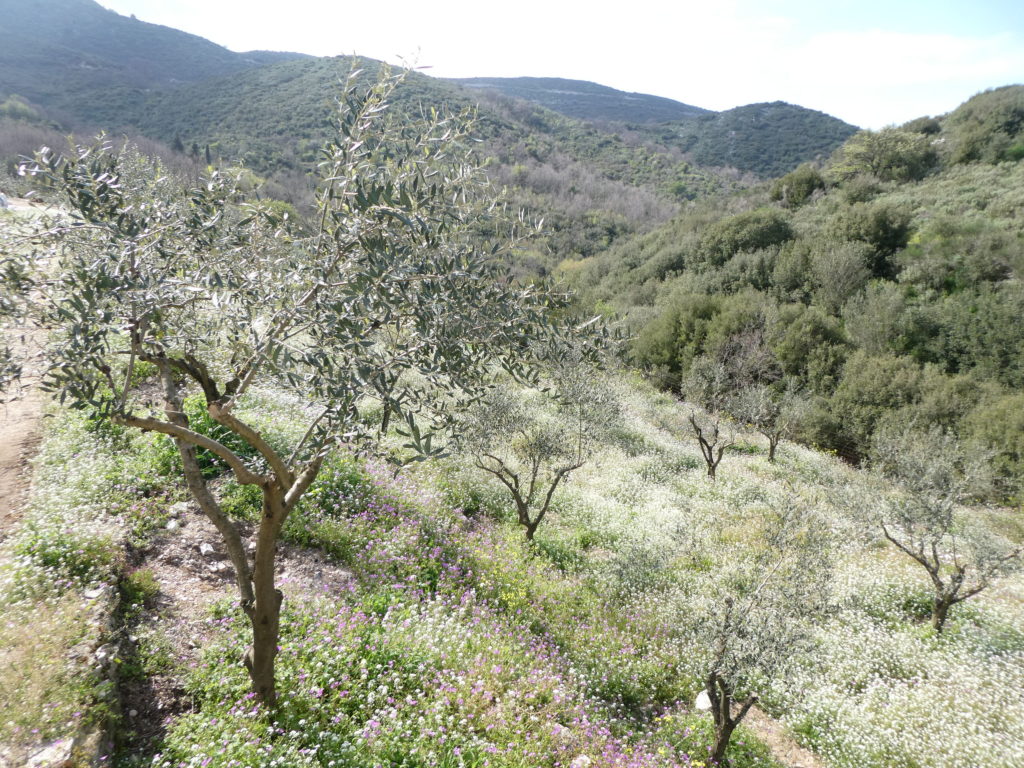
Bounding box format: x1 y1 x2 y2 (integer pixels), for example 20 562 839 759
0 0 308 127
647 101 859 179
569 84 1024 494
450 76 712 123
1 0 854 187
447 78 858 178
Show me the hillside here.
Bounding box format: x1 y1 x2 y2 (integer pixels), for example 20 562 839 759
1 358 1021 767
571 86 1024 491
450 76 711 123
644 102 859 178
2 47 1024 768
0 0 851 227
447 78 858 178
0 0 307 128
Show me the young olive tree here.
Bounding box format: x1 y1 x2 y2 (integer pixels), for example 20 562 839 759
0 247 30 393
730 383 809 463
8 70 581 705
682 496 833 764
460 350 618 540
867 426 1022 632
683 357 734 480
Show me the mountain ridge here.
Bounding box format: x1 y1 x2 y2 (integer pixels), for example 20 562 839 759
449 76 712 123
0 0 857 179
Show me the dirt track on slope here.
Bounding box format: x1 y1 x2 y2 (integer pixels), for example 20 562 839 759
745 705 825 768
0 381 41 541
0 198 51 540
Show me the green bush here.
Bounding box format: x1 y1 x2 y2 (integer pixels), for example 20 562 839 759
699 208 794 267
770 163 825 208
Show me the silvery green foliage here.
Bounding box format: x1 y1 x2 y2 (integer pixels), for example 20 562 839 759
17 69 571 460
0 229 33 396
459 356 619 538
8 67 589 703
866 425 1021 629
730 382 809 461
674 492 834 760
681 495 834 688
681 355 731 413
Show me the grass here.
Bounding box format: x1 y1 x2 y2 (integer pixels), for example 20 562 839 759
4 376 1023 768
0 592 103 745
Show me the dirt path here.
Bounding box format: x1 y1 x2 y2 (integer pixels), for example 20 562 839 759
744 705 825 768
119 502 354 756
0 384 42 540
0 199 51 540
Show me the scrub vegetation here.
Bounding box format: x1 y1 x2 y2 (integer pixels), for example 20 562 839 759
1 9 1023 767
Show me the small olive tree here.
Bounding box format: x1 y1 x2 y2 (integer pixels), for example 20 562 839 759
7 70 579 705
867 426 1022 632
0 226 33 395
682 495 834 764
730 383 809 463
683 357 734 480
460 351 618 540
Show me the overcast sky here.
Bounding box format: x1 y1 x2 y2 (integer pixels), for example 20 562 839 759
98 0 1024 129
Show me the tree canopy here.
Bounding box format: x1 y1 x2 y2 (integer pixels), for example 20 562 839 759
6 69 595 704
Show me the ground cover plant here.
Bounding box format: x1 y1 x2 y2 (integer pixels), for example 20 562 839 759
3 350 1023 767
6 68 602 706
4 79 1024 768
0 405 167 757
121 374 1024 767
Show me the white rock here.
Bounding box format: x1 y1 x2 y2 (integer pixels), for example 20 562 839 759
570 757 592 768
198 542 215 557
165 519 180 530
129 709 138 718
93 643 117 668
27 739 73 767
83 586 105 600
695 689 712 711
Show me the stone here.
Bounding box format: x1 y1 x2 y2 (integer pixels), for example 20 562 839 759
198 542 215 557
26 738 73 767
165 519 180 531
93 643 118 669
168 501 189 517
83 586 105 600
695 689 712 711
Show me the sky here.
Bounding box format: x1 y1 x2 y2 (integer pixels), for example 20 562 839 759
98 0 1024 128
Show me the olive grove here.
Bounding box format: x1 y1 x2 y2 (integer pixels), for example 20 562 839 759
4 70 592 705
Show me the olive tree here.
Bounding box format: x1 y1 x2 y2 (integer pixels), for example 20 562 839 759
459 349 618 540
8 70 579 705
0 248 29 393
730 383 809 462
683 356 734 480
682 495 833 764
867 426 1022 632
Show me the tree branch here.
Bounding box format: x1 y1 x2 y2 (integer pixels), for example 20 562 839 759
114 413 265 486
207 402 293 487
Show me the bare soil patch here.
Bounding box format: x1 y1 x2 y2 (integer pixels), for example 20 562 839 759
0 388 42 540
118 502 353 756
744 705 825 768
0 320 46 541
